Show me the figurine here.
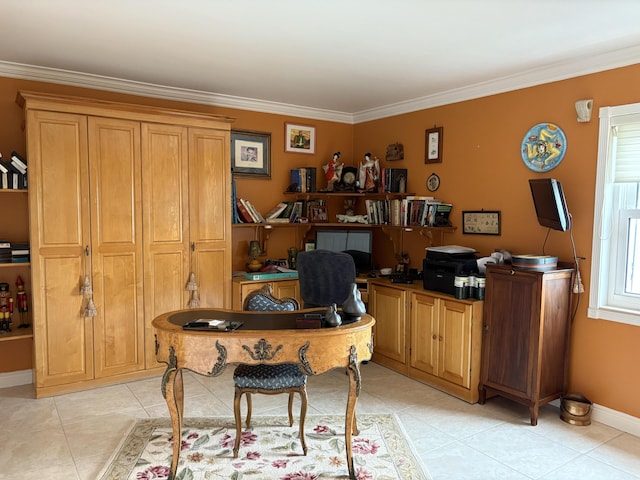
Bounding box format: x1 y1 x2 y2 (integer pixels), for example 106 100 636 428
322 152 343 191
324 303 342 327
15 275 29 327
358 152 380 192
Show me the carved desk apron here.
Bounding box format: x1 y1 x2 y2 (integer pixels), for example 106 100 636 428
153 308 375 480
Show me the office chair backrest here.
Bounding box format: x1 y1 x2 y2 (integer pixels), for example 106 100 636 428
297 249 356 308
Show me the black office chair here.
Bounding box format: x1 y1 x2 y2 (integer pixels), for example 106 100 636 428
296 249 357 308
232 284 308 457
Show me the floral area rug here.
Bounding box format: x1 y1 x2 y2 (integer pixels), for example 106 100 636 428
98 414 431 479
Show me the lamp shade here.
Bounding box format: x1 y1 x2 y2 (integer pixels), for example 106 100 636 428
248 240 262 258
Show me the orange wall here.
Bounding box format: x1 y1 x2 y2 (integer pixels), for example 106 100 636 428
354 64 640 419
0 64 639 419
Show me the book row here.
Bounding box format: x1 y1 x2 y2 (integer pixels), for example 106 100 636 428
0 151 28 190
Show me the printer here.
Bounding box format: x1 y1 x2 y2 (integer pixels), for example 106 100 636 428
423 245 478 295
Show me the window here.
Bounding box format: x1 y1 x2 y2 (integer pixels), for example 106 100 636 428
589 102 640 326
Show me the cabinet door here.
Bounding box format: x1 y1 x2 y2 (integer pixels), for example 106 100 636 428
410 292 438 376
142 123 190 367
273 280 300 303
370 284 407 371
439 299 473 388
27 110 93 387
188 127 232 308
481 269 538 397
88 117 144 378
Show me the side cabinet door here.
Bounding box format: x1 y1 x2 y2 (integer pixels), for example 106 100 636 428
188 127 232 308
27 110 93 388
370 284 407 366
410 292 438 376
89 117 144 378
439 299 473 388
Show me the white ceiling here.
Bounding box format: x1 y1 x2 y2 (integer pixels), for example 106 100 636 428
2 0 640 123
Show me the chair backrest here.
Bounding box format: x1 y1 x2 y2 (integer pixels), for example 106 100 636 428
296 249 356 308
243 283 300 311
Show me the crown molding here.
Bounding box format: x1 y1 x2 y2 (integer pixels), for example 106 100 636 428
353 45 640 123
2 44 639 125
0 61 354 124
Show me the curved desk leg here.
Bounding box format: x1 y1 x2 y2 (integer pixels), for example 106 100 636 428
164 368 184 480
345 347 362 480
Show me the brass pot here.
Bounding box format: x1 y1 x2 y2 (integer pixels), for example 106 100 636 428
560 393 592 426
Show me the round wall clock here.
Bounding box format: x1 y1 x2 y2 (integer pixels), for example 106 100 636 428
426 173 440 192
520 122 567 172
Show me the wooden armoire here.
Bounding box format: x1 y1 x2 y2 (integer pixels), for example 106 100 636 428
17 92 234 397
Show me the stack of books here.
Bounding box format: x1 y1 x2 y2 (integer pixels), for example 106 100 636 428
0 241 11 263
289 167 317 192
11 242 30 263
0 152 28 190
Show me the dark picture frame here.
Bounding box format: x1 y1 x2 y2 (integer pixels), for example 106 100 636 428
285 123 315 154
231 130 271 178
425 126 443 164
462 210 501 235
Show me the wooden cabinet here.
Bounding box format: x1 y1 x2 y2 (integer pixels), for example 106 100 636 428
18 92 233 396
232 277 301 309
369 280 483 402
478 263 574 425
409 291 483 403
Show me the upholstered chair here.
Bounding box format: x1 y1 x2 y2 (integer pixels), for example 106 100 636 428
296 249 357 308
233 284 308 457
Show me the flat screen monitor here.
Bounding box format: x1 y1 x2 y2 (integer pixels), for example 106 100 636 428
315 229 373 272
528 178 571 231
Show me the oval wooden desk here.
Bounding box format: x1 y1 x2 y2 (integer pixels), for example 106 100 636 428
153 308 375 480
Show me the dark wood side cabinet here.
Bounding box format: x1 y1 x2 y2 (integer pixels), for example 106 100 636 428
478 263 574 425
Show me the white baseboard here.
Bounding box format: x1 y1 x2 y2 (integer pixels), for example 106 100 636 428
0 369 33 389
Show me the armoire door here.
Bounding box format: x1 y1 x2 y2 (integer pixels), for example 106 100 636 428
27 110 93 388
88 116 145 378
188 127 232 308
141 122 190 368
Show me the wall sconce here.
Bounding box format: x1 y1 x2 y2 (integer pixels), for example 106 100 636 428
575 99 593 123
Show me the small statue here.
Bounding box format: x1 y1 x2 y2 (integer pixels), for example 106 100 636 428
358 152 380 193
324 303 342 327
322 152 343 191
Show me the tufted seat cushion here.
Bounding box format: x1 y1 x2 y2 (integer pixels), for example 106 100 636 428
234 363 307 389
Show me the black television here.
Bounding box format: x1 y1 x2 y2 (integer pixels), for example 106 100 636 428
315 229 373 272
528 178 571 231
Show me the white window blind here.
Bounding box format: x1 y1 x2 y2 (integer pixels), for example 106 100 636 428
612 115 640 183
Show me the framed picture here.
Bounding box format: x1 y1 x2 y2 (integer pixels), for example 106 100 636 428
231 130 271 178
285 123 315 154
462 210 501 235
310 205 328 223
425 126 443 164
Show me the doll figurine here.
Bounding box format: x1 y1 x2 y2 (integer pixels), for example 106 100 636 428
323 152 343 191
358 152 380 192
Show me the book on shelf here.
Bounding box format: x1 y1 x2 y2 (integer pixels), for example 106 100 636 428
289 167 317 193
265 201 295 223
10 152 27 174
235 199 255 223
265 202 289 220
244 199 265 223
231 178 240 224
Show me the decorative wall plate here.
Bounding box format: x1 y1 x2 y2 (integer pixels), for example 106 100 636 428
520 123 567 172
426 172 440 192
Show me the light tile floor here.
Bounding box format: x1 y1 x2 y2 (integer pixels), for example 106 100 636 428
0 362 639 479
